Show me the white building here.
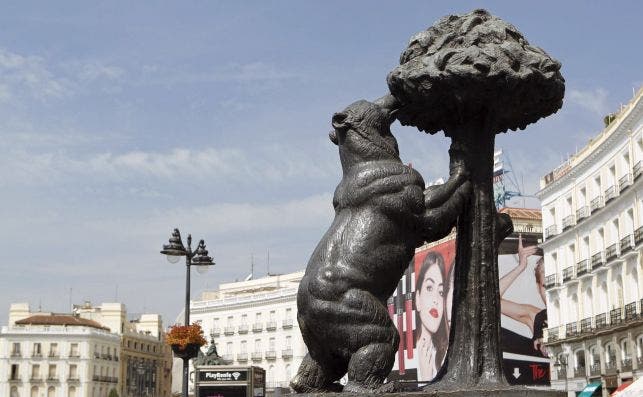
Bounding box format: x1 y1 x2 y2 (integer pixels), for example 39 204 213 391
185 271 306 393
0 303 121 397
538 87 643 396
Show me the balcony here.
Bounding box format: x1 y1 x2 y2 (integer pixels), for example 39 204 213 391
625 301 638 320
222 354 234 362
590 195 604 212
572 366 586 378
621 358 633 372
620 234 634 254
580 317 592 333
605 359 617 372
282 319 294 329
68 376 80 382
266 321 277 331
576 206 590 222
636 226 643 245
211 327 220 337
576 260 590 277
94 352 100 359
32 352 42 358
634 161 642 179
595 313 607 329
47 376 59 382
251 352 263 361
10 351 21 358
238 324 249 334
69 352 80 359
565 322 577 337
591 251 604 269
237 353 248 362
265 350 277 360
610 308 622 325
30 376 43 382
556 367 567 379
544 225 558 240
282 349 293 359
590 363 601 376
605 243 619 262
252 323 263 332
605 185 618 203
224 326 235 335
562 215 575 231
9 375 21 382
562 266 575 283
546 327 559 342
544 274 559 289
619 173 632 192
48 352 59 358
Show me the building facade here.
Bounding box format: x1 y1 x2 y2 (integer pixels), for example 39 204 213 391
186 271 306 394
0 304 121 397
538 88 643 396
73 302 173 397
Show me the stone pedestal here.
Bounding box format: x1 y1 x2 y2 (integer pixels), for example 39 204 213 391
293 387 565 397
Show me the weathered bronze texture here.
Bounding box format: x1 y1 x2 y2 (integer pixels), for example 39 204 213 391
291 98 470 393
386 9 564 391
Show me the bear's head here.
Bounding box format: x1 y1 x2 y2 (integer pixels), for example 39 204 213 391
329 99 400 172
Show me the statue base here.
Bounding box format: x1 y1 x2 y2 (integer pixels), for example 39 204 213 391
293 388 565 397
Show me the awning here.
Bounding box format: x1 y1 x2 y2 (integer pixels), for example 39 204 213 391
611 380 633 396
578 382 602 397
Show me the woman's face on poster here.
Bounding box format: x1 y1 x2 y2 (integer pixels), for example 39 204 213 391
417 263 444 333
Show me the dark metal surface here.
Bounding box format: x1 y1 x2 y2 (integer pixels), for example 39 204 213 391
291 98 469 393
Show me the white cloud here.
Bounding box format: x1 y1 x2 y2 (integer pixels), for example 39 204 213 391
567 87 610 116
0 48 72 101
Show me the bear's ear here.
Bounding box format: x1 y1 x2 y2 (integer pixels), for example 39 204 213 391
332 112 348 130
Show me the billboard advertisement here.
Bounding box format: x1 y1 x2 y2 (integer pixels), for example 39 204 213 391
388 231 549 385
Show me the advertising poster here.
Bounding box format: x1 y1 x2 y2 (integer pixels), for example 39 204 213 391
388 231 549 386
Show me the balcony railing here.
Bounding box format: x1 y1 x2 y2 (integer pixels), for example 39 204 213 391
576 206 590 221
211 327 220 336
634 161 642 179
224 326 235 335
556 368 567 379
237 353 248 362
580 317 592 333
546 327 559 342
46 376 59 382
562 215 575 231
625 302 638 320
605 243 618 262
590 195 604 212
591 251 604 269
595 313 607 329
282 319 294 329
572 366 586 378
282 349 293 358
251 352 263 361
590 363 601 376
68 376 80 382
238 324 249 334
636 226 643 245
69 352 80 358
544 274 558 289
252 323 263 332
10 351 21 357
565 322 577 337
30 376 43 382
32 352 42 358
48 352 59 358
266 321 277 331
619 173 632 192
610 308 622 325
562 266 575 282
576 260 590 277
621 358 633 371
544 225 558 240
605 185 617 202
265 350 277 360
620 234 634 253
605 359 617 371
222 354 234 362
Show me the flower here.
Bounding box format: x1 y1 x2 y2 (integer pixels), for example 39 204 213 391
165 323 207 349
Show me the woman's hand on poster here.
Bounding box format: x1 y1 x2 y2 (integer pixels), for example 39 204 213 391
518 234 538 270
418 336 437 380
533 337 547 356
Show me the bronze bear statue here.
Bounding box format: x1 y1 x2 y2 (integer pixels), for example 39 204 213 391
291 96 470 393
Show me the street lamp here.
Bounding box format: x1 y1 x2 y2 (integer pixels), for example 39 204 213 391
553 353 569 395
137 362 145 397
161 228 214 397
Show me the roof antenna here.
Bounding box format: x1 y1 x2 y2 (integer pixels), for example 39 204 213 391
267 249 270 276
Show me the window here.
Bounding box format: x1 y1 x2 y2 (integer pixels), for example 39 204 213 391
48 364 56 380
269 337 275 351
241 314 248 324
47 386 55 397
31 364 40 379
285 308 292 319
69 364 78 379
574 350 585 370
621 339 631 360
286 336 292 349
70 343 79 357
578 186 587 207
33 343 41 357
10 364 19 380
255 313 262 322
254 339 262 352
226 342 233 355
593 175 601 197
68 386 76 397
49 343 58 357
269 311 276 321
227 316 233 326
12 342 20 355
240 340 247 353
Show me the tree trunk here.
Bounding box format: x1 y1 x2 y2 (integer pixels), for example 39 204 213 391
432 123 506 389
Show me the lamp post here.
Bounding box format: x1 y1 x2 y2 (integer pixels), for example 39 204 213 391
554 353 569 396
137 361 145 397
161 228 214 397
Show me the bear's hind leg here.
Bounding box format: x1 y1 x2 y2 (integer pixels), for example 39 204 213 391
290 353 346 393
343 341 396 393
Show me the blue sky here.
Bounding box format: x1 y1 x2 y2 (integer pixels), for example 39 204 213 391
1 1 641 326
